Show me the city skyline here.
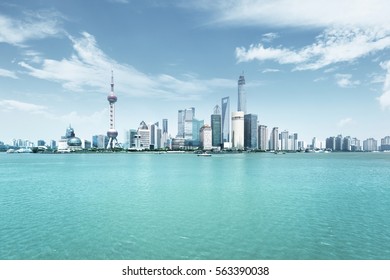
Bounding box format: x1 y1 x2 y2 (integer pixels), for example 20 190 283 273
1 0 390 144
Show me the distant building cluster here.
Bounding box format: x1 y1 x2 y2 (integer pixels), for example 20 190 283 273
1 73 390 153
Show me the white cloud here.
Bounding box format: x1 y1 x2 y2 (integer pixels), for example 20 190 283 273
0 10 63 46
337 117 354 127
261 33 279 43
378 61 390 110
189 0 390 29
19 32 232 100
335 74 360 88
262 68 280 73
0 99 47 113
236 28 390 71
0 68 18 79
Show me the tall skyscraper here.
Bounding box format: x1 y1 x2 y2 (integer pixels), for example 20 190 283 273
237 74 246 113
184 107 195 140
162 118 168 148
269 127 279 151
280 130 289 151
200 125 212 150
211 105 222 147
177 110 184 138
106 71 119 149
231 111 244 149
244 113 258 149
258 125 268 150
221 97 230 143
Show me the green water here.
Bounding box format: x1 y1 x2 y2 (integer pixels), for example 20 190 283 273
1 152 390 259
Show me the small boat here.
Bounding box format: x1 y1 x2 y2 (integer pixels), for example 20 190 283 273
197 152 211 157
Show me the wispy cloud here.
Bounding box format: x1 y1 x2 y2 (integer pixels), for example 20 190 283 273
0 10 64 46
378 61 390 110
188 0 390 29
19 32 233 100
0 99 47 113
261 68 280 74
236 28 390 71
335 74 360 88
0 68 18 79
337 117 354 127
261 33 279 43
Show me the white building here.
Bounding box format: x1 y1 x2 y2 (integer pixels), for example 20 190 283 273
200 124 212 150
231 111 244 149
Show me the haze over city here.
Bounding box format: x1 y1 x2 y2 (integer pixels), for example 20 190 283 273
1 0 390 145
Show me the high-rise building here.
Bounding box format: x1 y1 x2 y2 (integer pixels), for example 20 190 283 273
335 135 343 151
211 105 222 148
177 110 185 138
381 136 390 151
184 107 195 140
326 137 336 151
200 125 212 150
351 137 361 151
237 74 246 113
244 113 258 149
269 127 279 151
280 130 289 151
363 138 377 151
93 135 108 149
343 136 352 151
37 140 45 147
221 97 230 143
137 121 150 149
162 118 168 147
258 125 268 150
156 128 162 149
231 111 244 149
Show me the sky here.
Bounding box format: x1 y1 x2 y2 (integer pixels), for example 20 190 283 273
1 0 390 145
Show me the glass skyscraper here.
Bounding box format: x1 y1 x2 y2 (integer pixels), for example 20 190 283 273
238 74 246 113
211 105 222 147
244 113 258 149
221 97 230 143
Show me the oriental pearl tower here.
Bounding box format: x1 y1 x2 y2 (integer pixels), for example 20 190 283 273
106 71 120 149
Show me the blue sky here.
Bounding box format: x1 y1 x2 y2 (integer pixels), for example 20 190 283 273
1 0 390 144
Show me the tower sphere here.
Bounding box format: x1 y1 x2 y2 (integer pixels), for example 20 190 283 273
107 128 118 138
107 94 117 103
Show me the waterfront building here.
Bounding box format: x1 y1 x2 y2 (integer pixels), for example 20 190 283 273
211 105 222 148
312 137 318 150
37 140 45 147
50 140 56 150
200 124 212 150
244 113 258 149
326 137 336 151
351 137 361 152
343 136 352 151
231 111 244 150
292 133 298 151
137 121 150 149
280 130 289 151
363 138 378 151
335 135 343 151
237 74 246 113
190 119 204 147
380 136 390 151
221 97 230 144
298 141 305 151
269 127 279 151
150 122 159 149
171 138 185 150
92 135 108 149
82 139 91 149
162 118 169 148
177 110 185 138
106 71 120 149
156 127 162 149
258 125 268 150
58 125 82 152
184 107 195 140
